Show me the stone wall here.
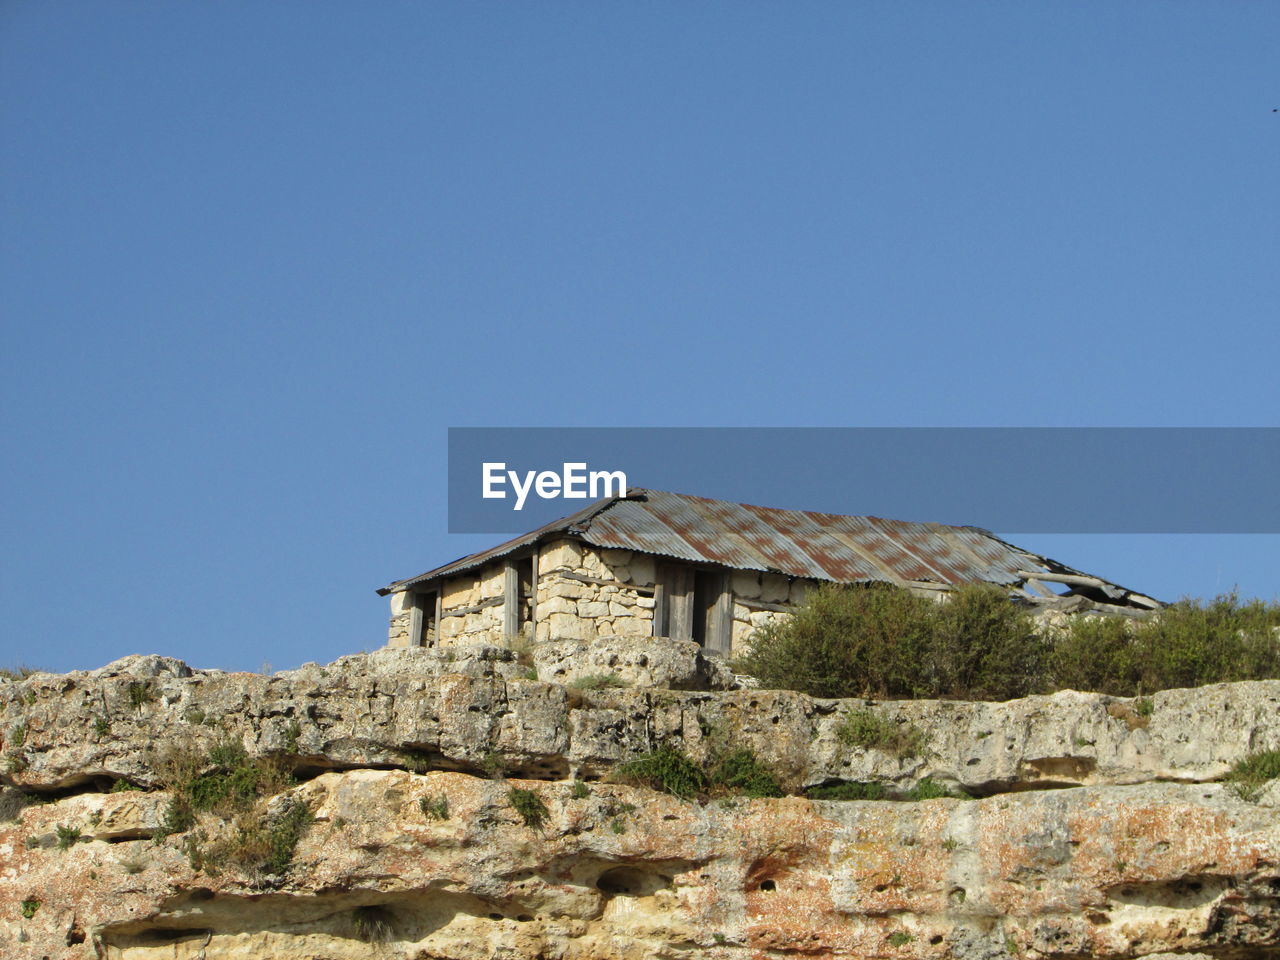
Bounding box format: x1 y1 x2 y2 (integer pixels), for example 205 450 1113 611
533 540 656 642
386 539 667 649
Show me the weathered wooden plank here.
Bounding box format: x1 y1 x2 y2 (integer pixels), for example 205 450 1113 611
503 561 520 637
734 596 792 614
407 594 424 648
664 564 694 642
652 581 668 637
440 595 504 618
528 549 539 630
546 569 655 593
706 574 733 658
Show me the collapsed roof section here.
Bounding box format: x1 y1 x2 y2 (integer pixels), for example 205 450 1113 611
378 489 1160 613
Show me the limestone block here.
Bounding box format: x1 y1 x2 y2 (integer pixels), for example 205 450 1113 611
612 566 631 583
635 596 656 609
541 577 593 600
547 612 595 641
442 577 477 608
389 591 414 615
612 615 651 638
608 601 634 618
760 573 790 603
579 550 610 578
577 600 610 618
539 596 577 616
628 553 656 586
539 538 583 571
789 579 813 604
600 548 633 567
732 570 762 599
478 566 504 599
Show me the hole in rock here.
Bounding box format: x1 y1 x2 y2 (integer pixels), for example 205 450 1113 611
596 866 673 897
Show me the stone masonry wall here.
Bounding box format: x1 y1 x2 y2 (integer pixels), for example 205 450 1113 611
387 539 820 654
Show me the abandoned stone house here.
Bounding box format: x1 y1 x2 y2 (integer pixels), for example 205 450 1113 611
378 489 1159 659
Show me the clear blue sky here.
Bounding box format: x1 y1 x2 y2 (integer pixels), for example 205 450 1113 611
2 2 1277 673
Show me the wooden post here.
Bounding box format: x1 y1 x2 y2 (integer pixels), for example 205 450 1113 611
665 565 694 642
434 591 443 643
652 581 667 637
407 592 425 648
502 561 520 637
528 549 539 635
706 574 733 657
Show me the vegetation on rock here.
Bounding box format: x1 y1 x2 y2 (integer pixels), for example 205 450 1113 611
736 583 1280 700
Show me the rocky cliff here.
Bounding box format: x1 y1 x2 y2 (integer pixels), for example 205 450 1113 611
2 646 1279 959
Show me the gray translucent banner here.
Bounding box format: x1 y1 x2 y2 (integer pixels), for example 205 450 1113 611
448 427 1279 534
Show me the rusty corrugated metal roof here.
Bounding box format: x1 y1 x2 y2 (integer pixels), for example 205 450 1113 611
377 488 1157 605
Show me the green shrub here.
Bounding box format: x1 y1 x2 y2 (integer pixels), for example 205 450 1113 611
740 582 1280 700
804 781 886 801
152 738 294 839
20 898 39 919
570 780 590 799
733 582 935 699
263 799 313 874
94 717 110 737
127 681 154 710
1226 749 1280 800
888 931 914 947
837 708 927 758
708 748 783 798
925 583 1049 700
56 824 83 850
508 787 549 828
419 793 450 821
570 673 629 691
10 723 26 748
905 777 953 801
616 746 708 800
1052 593 1280 696
110 779 139 793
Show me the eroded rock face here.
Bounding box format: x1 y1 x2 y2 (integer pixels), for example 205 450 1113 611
3 773 1279 959
2 653 1280 958
3 652 1280 794
532 635 736 691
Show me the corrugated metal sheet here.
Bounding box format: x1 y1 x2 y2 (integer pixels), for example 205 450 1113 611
377 489 1153 603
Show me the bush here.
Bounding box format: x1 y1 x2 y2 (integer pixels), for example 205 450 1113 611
55 824 82 850
615 746 708 800
708 748 783 798
1226 749 1280 801
207 797 313 875
508 787 549 828
733 583 936 699
804 781 886 801
569 673 629 691
739 583 1280 700
1052 593 1280 697
419 793 450 821
837 709 927 758
735 582 1048 700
